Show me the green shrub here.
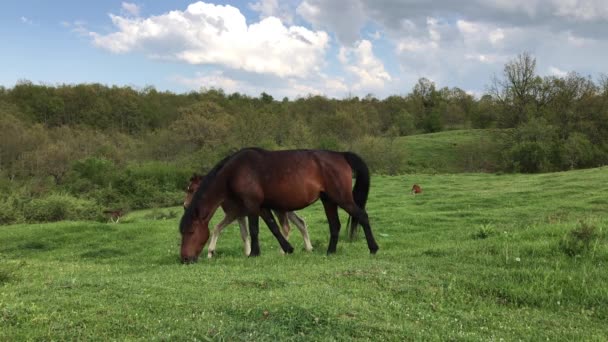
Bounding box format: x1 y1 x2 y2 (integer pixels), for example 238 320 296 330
352 136 407 175
23 193 102 223
0 197 24 225
503 118 560 173
560 133 597 170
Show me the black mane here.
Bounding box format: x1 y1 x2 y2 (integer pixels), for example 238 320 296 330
179 148 265 234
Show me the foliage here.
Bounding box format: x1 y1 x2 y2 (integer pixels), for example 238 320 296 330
2 52 608 220
22 193 102 223
503 118 560 173
0 196 24 225
560 132 597 170
351 136 407 175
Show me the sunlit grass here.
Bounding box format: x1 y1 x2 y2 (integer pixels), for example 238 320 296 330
1 167 608 340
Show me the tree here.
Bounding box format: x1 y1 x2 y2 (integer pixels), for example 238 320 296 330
504 118 559 173
490 52 542 127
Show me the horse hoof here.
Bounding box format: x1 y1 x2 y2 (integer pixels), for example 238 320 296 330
207 250 215 259
370 246 379 255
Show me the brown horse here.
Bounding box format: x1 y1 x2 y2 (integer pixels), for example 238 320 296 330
184 174 313 258
179 148 378 263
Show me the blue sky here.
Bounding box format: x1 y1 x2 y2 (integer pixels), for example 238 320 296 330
2 1 607 99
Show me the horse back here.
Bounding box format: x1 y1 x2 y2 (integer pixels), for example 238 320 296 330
226 149 352 211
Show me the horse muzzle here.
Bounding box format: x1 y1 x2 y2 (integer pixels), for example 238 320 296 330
181 255 199 264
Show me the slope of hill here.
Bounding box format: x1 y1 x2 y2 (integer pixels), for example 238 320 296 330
396 129 502 173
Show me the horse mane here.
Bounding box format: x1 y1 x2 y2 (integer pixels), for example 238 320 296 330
179 148 264 233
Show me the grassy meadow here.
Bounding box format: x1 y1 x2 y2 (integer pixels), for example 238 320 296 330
395 129 501 173
1 167 608 340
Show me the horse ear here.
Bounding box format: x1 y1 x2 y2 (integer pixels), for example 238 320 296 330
190 173 204 182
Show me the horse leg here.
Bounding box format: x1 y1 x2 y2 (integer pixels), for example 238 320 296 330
248 215 261 257
237 217 251 256
338 202 379 254
321 195 341 255
207 214 236 258
260 209 294 254
287 211 313 252
274 211 289 255
275 210 290 239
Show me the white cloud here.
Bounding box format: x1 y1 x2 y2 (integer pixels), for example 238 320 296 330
172 70 348 99
90 2 329 78
548 66 568 77
21 16 33 25
565 31 594 47
396 38 438 53
464 53 501 63
121 2 141 17
81 0 608 99
172 71 242 93
297 0 366 45
62 20 89 36
553 0 608 21
339 40 391 91
457 20 506 48
369 30 382 40
248 0 293 24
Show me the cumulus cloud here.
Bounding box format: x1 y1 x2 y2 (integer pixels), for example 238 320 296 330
121 2 141 17
82 0 608 98
298 0 608 43
297 0 367 45
248 0 293 24
339 40 392 91
548 66 568 77
172 70 348 99
172 71 242 93
90 2 329 78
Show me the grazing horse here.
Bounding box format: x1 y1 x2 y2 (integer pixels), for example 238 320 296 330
184 174 313 258
179 148 379 263
411 184 422 195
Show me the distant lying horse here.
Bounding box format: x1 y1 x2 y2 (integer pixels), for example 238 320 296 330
179 148 379 263
184 174 313 258
411 184 422 195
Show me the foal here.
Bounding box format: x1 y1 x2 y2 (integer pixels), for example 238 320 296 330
184 174 313 258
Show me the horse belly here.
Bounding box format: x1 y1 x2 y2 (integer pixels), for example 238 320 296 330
263 183 320 211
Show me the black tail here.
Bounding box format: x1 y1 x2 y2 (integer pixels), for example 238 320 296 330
343 152 370 240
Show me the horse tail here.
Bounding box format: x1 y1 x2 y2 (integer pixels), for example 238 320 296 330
342 152 370 240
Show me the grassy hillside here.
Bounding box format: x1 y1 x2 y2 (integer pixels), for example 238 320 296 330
396 129 502 173
1 168 607 340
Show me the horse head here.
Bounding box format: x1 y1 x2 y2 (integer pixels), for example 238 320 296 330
184 174 204 209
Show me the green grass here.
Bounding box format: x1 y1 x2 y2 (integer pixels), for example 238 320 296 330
396 129 501 173
1 167 608 340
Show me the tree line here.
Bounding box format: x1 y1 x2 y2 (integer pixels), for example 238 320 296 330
1 53 607 223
